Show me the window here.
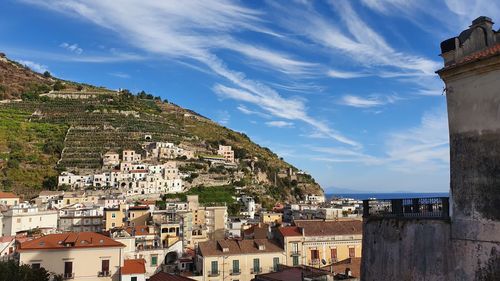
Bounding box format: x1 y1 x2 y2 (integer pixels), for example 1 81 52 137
151 255 158 266
64 261 73 278
31 263 40 269
331 248 337 262
131 277 137 281
291 243 298 254
101 259 109 275
349 247 355 258
311 249 319 260
112 213 116 218
273 257 279 271
232 260 239 274
253 258 260 273
292 256 299 266
211 261 218 275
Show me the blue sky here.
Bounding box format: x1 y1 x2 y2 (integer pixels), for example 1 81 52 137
2 0 498 193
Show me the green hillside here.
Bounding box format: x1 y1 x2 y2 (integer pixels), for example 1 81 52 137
0 55 323 205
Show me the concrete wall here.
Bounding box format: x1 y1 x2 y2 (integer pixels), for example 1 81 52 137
361 219 454 281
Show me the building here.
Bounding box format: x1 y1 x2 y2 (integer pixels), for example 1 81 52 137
18 232 125 281
103 151 120 167
121 259 147 281
361 16 500 281
254 266 335 281
104 204 128 230
0 192 19 206
1 203 58 236
276 220 362 268
260 212 283 225
149 272 196 281
217 145 235 162
197 239 285 281
123 149 142 163
58 204 103 232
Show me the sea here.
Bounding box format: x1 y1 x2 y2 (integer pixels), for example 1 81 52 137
325 192 449 201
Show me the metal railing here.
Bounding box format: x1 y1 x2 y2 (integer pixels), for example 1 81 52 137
290 250 301 256
208 270 220 277
230 269 241 275
363 197 450 219
251 267 262 274
63 273 75 279
98 271 110 277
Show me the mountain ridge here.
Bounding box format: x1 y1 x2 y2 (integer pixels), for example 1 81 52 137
0 53 323 207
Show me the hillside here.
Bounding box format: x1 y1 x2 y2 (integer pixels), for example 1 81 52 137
0 54 323 207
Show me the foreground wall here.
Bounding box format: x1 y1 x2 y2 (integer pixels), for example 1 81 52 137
361 219 454 281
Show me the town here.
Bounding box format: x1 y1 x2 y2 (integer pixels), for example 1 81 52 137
0 142 363 281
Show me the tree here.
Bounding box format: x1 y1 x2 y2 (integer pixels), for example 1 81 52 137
43 71 51 78
77 85 83 91
53 81 65 91
0 260 51 281
42 175 58 190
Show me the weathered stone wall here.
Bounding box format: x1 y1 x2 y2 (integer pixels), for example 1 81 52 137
361 219 454 281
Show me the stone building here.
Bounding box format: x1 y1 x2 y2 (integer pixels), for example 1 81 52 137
361 16 500 281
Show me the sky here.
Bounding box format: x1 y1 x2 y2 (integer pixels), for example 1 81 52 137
1 0 499 193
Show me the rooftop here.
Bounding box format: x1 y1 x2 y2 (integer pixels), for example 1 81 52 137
121 259 146 275
149 272 196 281
0 192 18 199
278 226 302 237
18 232 125 251
198 239 283 257
293 220 362 236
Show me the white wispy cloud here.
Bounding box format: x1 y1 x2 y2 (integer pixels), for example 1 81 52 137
60 42 83 54
236 105 271 119
339 94 399 108
108 72 130 79
22 0 358 148
266 121 294 128
18 60 48 73
327 69 367 79
310 107 449 172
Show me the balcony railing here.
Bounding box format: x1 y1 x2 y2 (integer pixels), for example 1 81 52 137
251 267 262 274
98 270 110 277
63 273 75 279
230 269 241 275
363 197 450 220
290 250 301 256
208 270 220 277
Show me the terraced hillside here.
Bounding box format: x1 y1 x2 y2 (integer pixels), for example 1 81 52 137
0 55 323 203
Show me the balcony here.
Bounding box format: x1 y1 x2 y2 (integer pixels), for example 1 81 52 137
63 273 75 279
290 250 301 256
363 197 450 220
230 269 241 275
98 271 110 277
208 271 220 277
251 267 262 274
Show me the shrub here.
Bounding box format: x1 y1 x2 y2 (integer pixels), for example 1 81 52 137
53 81 65 91
43 71 51 78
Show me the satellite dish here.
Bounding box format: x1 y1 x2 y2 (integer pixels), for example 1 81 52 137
321 259 327 265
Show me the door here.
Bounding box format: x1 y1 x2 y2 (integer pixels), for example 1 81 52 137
64 261 73 277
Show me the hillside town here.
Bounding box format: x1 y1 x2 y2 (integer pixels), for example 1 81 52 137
0 140 363 281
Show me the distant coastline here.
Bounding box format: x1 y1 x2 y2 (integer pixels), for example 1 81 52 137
325 192 449 200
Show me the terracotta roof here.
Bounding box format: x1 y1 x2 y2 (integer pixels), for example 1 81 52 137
125 225 153 236
439 43 500 72
293 220 362 236
121 259 146 275
278 226 302 237
18 232 125 251
243 223 269 239
198 239 283 257
322 257 361 278
149 272 196 281
0 192 18 199
129 205 149 211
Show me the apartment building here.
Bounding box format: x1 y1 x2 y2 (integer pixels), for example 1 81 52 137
1 203 58 236
197 239 285 281
260 212 283 225
276 220 362 268
18 232 125 281
217 145 235 162
104 205 127 230
0 191 20 206
103 151 120 167
58 204 103 232
123 149 142 163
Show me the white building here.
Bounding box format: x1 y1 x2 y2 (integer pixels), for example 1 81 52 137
1 203 58 236
58 203 103 232
240 196 256 219
217 145 235 162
